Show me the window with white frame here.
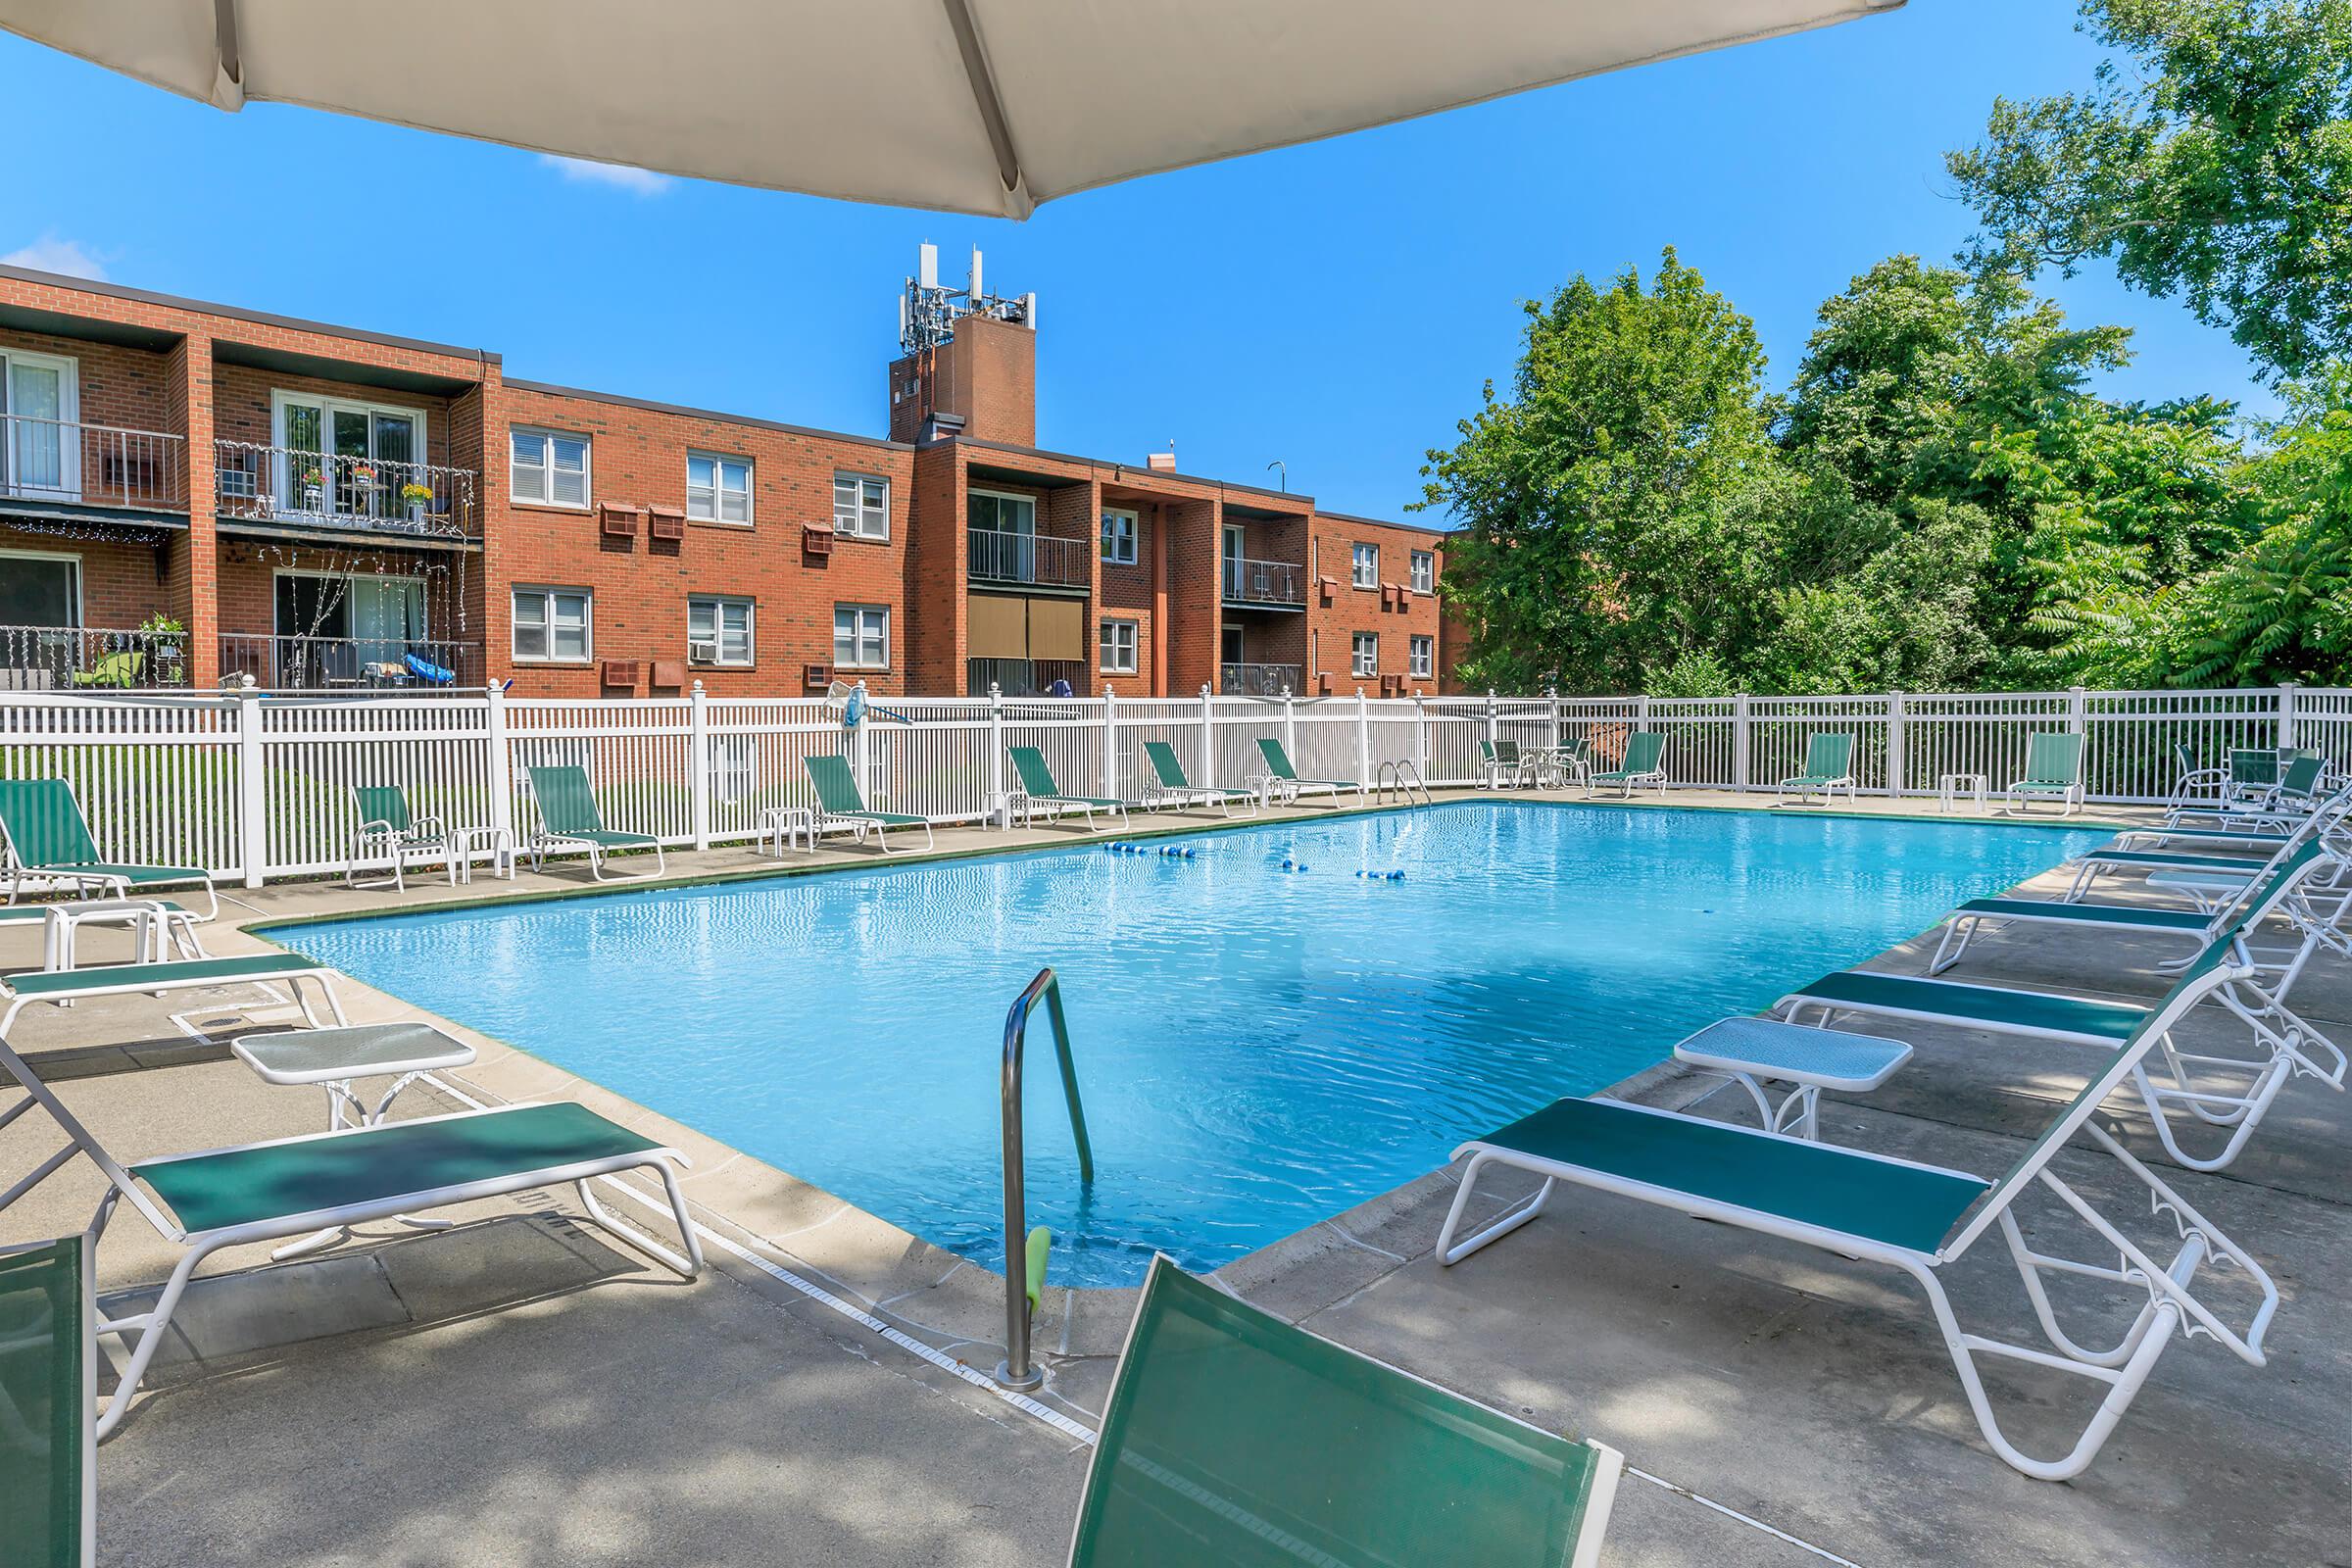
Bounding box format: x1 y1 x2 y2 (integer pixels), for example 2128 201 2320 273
688 453 752 524
1351 542 1379 589
511 427 590 508
833 472 889 539
688 595 754 665
1409 634 1434 679
834 604 889 669
1100 617 1139 673
1410 550 1435 594
512 586 592 662
1101 508 1138 564
1351 631 1379 677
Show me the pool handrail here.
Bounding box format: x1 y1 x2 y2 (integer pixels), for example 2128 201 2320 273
998 965 1094 1391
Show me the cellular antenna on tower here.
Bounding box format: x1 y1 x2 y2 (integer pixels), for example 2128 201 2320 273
900 242 1034 355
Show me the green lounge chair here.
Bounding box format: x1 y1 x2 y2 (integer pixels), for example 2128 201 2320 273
523 764 664 881
0 1032 702 1441
1007 746 1130 833
1441 930 2277 1482
0 951 346 1034
0 1233 94 1566
1250 737 1361 808
0 779 217 920
1070 1257 1620 1568
68 651 144 690
1927 833 2334 978
804 753 934 854
1477 738 1538 790
1777 732 1856 806
344 785 454 892
1138 740 1256 817
2156 755 2328 837
1585 730 1666 798
2005 731 2084 816
1782 846 2346 1173
2095 770 2349 861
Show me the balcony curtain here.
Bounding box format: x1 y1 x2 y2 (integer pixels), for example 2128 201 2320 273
966 592 1029 659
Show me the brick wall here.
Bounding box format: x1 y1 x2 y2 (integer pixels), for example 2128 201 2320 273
486 384 915 697
1307 514 1446 696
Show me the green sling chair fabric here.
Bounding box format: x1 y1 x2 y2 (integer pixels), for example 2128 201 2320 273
0 779 206 888
1791 970 2146 1043
1007 747 1124 809
1255 737 1351 791
0 1237 89 1568
69 651 144 689
3 953 322 1001
1784 732 1853 787
132 1102 665 1235
1468 1097 1987 1255
1591 731 1664 784
526 766 656 848
803 755 927 826
1071 1257 1613 1568
354 786 433 845
1142 742 1250 803
2017 732 2083 790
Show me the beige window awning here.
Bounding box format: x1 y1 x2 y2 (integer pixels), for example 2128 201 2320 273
2 2 1903 219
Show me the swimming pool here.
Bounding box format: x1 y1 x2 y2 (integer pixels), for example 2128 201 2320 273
273 802 2105 1286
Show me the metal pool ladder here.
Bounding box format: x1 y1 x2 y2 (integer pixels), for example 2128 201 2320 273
997 966 1095 1390
1376 759 1431 805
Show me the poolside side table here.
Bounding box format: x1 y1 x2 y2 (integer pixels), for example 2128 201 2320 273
38 898 207 971
231 1021 479 1258
450 824 516 883
1937 772 1988 814
758 804 816 856
1672 1016 1913 1142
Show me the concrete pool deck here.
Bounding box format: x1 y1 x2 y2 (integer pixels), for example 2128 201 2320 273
4 786 2346 1564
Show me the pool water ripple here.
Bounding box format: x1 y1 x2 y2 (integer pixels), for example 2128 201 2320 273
276 802 2105 1285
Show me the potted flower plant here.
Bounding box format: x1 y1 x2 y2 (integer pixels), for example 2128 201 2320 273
400 481 433 523
301 466 324 510
137 612 187 684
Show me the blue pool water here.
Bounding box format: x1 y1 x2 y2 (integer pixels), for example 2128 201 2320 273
273 803 2104 1285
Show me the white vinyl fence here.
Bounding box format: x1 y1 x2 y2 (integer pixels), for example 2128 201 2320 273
0 681 2341 887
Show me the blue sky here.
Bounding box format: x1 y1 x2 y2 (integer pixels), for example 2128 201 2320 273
3 1 2272 521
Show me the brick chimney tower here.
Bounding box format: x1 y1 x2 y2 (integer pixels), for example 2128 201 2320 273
889 245 1037 446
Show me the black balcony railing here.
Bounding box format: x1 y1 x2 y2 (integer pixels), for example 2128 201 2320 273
969 528 1090 589
1220 662 1301 697
1 416 187 511
967 659 1085 698
214 442 480 541
218 634 486 690
0 625 191 689
1222 557 1305 607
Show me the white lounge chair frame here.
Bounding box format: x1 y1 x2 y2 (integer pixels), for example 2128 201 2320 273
1438 959 2277 1481
0 1035 703 1440
0 955 346 1035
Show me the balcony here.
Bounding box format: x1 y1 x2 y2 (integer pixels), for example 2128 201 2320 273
1 415 187 512
968 528 1090 590
214 442 480 542
219 634 487 690
1221 662 1302 697
967 658 1084 698
1222 557 1305 608
0 625 192 689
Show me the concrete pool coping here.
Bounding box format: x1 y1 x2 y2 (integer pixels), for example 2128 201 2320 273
216 786 2154 1438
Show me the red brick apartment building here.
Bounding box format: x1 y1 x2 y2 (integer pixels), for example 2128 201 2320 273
0 261 1452 701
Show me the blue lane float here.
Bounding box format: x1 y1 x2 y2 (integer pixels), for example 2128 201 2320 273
1355 869 1407 881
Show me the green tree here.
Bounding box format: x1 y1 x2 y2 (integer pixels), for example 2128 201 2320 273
1420 250 1793 692
1948 0 2352 380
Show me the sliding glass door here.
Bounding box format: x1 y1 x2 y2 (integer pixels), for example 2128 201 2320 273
274 393 422 519
0 351 77 502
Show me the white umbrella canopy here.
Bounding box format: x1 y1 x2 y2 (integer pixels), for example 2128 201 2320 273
4 0 1903 218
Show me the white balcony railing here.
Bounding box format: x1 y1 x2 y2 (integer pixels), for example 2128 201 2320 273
213 441 479 540
0 414 187 511
969 528 1090 589
1223 557 1304 606
1221 662 1301 696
